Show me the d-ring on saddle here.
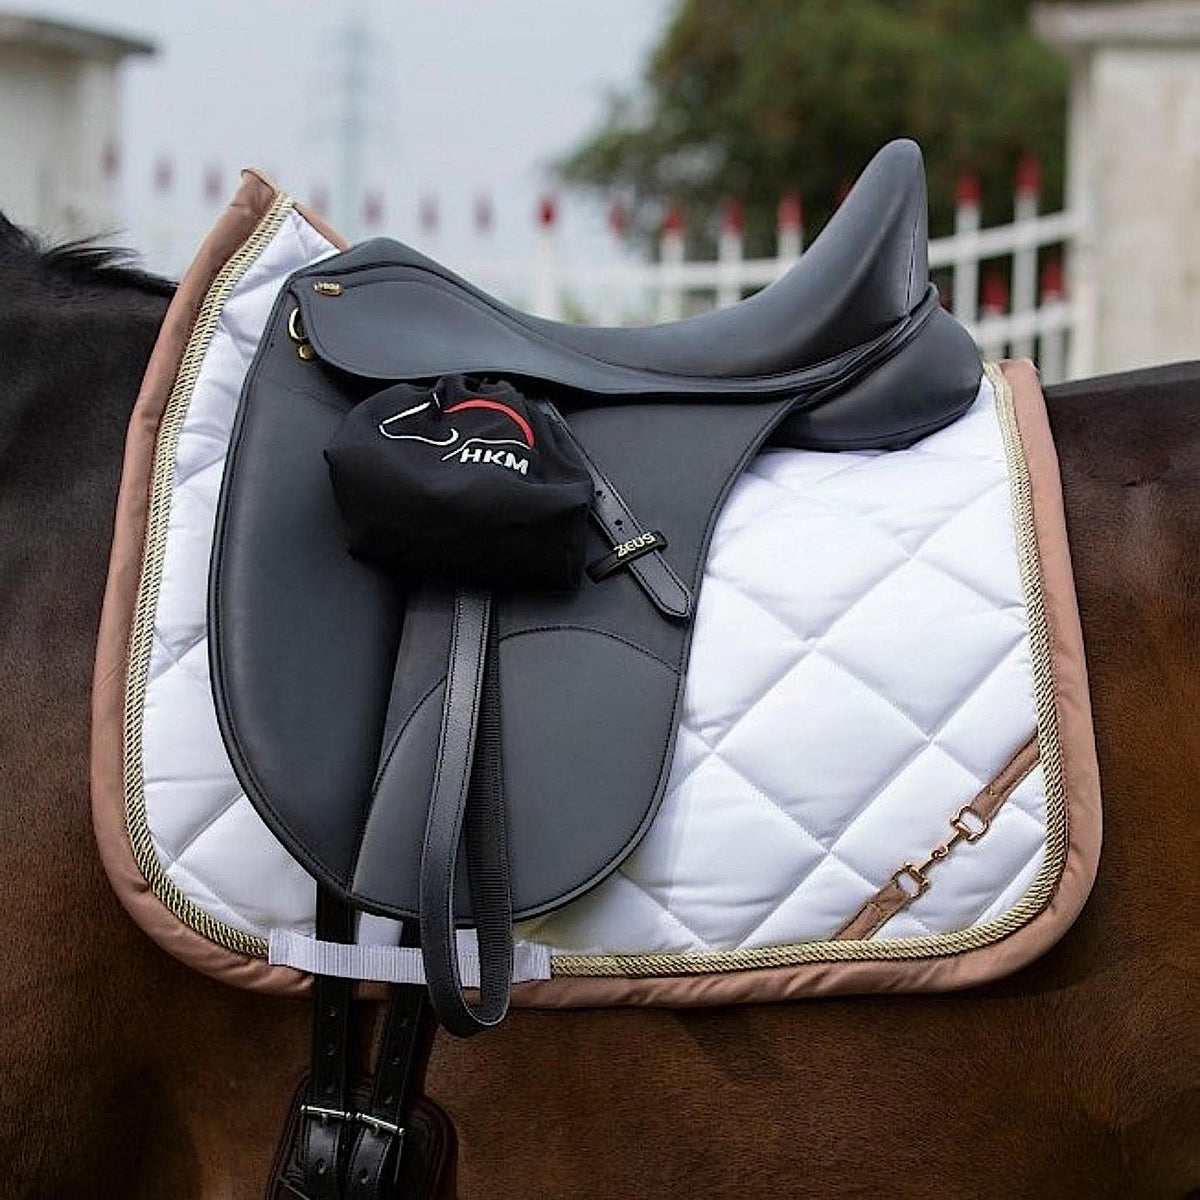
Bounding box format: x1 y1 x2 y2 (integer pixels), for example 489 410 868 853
210 138 981 1194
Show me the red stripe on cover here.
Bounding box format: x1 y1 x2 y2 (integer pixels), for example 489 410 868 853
444 398 535 448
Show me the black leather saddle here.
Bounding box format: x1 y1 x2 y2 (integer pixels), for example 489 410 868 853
209 139 982 1036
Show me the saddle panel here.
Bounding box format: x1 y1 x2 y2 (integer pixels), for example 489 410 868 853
774 307 983 450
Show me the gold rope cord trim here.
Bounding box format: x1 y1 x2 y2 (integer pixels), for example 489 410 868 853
122 193 295 959
552 364 1070 976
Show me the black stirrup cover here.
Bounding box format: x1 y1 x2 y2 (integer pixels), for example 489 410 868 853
325 374 593 591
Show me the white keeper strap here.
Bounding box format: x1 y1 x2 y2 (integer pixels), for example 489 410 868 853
268 927 552 986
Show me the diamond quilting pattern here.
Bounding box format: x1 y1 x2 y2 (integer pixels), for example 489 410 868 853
525 380 1046 956
137 212 1046 963
141 212 338 938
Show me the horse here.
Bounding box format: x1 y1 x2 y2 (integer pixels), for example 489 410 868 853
1 218 1196 1198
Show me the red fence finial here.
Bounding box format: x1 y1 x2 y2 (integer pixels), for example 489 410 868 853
474 192 494 234
662 204 685 237
982 268 1009 314
538 195 557 228
1016 154 1042 197
955 170 982 207
721 195 745 236
777 192 803 232
419 194 438 235
1041 254 1064 301
607 200 629 240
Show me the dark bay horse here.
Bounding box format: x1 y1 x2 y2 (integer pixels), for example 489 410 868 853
1 223 1196 1198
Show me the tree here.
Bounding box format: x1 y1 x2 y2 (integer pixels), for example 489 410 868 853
559 0 1069 253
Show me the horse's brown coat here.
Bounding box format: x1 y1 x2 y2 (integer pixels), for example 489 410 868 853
0 213 1196 1200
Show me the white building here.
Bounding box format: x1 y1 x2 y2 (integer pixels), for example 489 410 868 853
0 12 152 241
1035 2 1200 376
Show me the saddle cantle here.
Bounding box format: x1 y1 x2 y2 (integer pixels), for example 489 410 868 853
208 139 983 1035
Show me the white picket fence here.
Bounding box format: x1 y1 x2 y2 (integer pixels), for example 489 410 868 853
460 161 1080 384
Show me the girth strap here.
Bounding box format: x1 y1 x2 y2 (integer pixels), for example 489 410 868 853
419 587 514 1037
344 984 435 1199
299 891 355 1199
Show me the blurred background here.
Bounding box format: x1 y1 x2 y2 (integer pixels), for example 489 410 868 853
2 0 1198 381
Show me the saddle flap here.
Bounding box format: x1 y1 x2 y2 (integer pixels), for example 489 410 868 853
213 281 798 919
358 616 682 919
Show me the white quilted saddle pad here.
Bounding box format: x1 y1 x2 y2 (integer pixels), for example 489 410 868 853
95 188 1100 1006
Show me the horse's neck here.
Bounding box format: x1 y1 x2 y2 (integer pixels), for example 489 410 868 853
0 281 166 567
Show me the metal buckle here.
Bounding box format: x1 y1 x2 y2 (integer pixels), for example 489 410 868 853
891 862 930 899
356 1112 404 1140
287 306 317 360
300 1102 355 1125
287 306 306 343
300 1105 405 1145
950 804 990 842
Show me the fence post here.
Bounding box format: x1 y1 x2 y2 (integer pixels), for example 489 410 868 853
1038 254 1067 385
532 194 562 320
777 192 803 270
658 205 685 322
717 196 744 308
952 171 981 326
1010 155 1040 360
979 269 1009 362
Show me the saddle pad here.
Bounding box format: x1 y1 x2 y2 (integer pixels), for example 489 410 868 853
91 175 1101 1006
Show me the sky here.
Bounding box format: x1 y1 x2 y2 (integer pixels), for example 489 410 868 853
17 0 674 281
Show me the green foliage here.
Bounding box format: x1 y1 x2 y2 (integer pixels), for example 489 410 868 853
559 0 1068 253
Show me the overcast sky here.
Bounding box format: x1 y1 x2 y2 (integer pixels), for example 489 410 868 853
20 0 674 277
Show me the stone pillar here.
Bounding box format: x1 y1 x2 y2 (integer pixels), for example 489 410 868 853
1035 3 1200 376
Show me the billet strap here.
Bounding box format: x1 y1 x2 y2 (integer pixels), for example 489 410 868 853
344 984 436 1200
419 588 514 1037
544 403 692 619
299 890 355 1199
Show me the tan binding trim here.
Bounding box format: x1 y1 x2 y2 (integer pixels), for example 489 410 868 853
120 191 295 958
834 736 1041 941
92 174 311 992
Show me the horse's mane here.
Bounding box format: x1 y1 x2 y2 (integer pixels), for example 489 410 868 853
0 212 175 297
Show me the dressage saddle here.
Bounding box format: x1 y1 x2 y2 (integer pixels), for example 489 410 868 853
209 139 982 1050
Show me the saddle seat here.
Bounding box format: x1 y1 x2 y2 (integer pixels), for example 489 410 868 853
292 140 979 451
209 138 984 1034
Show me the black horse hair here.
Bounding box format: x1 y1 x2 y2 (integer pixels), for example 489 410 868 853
0 211 175 298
